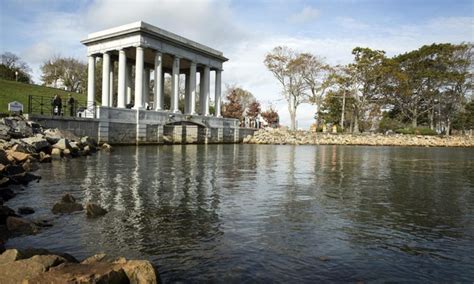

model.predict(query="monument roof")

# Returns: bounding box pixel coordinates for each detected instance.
[81,21,227,61]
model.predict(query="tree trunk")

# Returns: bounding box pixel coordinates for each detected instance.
[353,108,360,133]
[288,95,297,131]
[446,118,451,136]
[349,110,354,133]
[340,91,346,131]
[430,107,434,130]
[289,110,296,131]
[411,107,417,128]
[315,101,321,130]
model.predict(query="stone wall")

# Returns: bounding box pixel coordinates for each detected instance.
[27,108,258,145]
[26,115,99,140]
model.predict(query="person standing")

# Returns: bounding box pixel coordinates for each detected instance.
[67,95,75,116]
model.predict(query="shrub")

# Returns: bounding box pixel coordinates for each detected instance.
[395,127,437,135]
[379,116,402,133]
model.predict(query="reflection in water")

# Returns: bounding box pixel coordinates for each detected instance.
[5,145,474,282]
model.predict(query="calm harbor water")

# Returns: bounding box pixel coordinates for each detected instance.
[6,144,474,282]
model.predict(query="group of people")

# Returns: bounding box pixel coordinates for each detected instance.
[51,94,76,116]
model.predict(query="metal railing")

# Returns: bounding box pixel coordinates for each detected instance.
[27,95,96,118]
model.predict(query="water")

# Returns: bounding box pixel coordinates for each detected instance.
[6,145,474,282]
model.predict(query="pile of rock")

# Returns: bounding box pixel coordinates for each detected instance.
[52,193,107,218]
[0,248,159,283]
[0,116,112,247]
[244,128,474,147]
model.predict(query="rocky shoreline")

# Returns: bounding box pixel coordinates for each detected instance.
[0,116,159,283]
[244,128,474,147]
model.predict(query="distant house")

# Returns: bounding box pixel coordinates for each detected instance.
[46,78,68,91]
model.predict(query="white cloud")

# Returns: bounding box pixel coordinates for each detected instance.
[336,17,369,30]
[288,6,320,24]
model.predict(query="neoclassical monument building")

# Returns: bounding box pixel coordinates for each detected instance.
[66,21,254,144]
[82,21,226,117]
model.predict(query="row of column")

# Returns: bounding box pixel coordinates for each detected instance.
[86,47,222,117]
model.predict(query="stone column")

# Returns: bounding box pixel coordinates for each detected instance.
[134,47,144,109]
[184,72,190,114]
[201,66,210,116]
[153,52,163,111]
[87,55,95,106]
[199,69,205,115]
[143,68,150,107]
[171,56,180,113]
[101,52,110,107]
[117,49,127,108]
[109,60,114,107]
[126,63,132,105]
[189,62,197,115]
[161,71,165,110]
[215,69,222,117]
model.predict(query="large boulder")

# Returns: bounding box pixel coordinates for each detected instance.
[21,136,51,152]
[11,142,36,154]
[0,254,68,283]
[6,216,38,235]
[43,129,62,145]
[81,254,158,283]
[51,148,62,160]
[80,136,98,148]
[52,138,71,151]
[44,128,79,143]
[101,143,113,152]
[39,151,52,163]
[26,262,129,283]
[85,203,107,218]
[52,194,83,214]
[6,150,29,163]
[119,259,158,284]
[0,250,158,284]
[0,248,77,265]
[2,117,33,139]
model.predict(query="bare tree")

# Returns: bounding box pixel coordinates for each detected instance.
[292,53,334,128]
[264,46,306,130]
[0,52,32,83]
[41,56,87,92]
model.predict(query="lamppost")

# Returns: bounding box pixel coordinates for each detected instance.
[15,71,18,82]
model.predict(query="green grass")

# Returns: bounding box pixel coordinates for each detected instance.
[0,79,86,114]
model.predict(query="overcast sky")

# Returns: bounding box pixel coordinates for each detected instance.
[1,0,473,128]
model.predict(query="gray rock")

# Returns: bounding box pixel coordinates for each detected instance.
[51,202,84,214]
[52,194,83,214]
[80,136,98,147]
[39,151,52,163]
[21,136,50,152]
[85,203,107,218]
[61,193,76,203]
[52,138,71,151]
[18,206,35,215]
[6,216,38,235]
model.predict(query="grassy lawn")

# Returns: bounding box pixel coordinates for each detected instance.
[0,79,87,114]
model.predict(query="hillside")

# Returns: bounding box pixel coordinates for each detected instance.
[0,79,86,114]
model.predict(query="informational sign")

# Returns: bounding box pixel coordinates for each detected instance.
[8,101,23,112]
